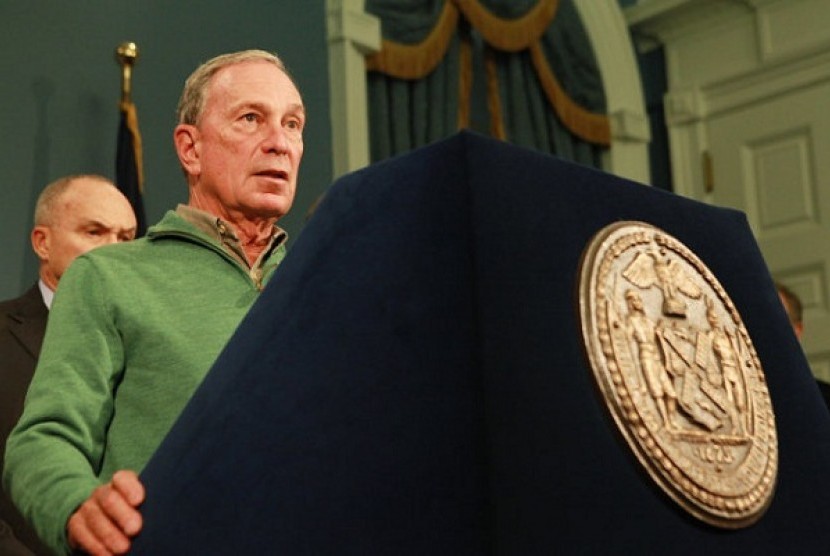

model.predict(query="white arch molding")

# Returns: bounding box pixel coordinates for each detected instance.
[326,0,651,183]
[574,0,651,183]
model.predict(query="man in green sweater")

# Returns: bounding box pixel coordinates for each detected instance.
[3,49,305,555]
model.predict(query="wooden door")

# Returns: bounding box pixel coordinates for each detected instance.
[705,82,830,379]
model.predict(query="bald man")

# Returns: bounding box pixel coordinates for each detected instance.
[776,281,830,410]
[0,174,136,555]
[776,282,804,341]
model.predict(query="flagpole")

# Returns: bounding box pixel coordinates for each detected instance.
[116,42,138,104]
[114,41,147,236]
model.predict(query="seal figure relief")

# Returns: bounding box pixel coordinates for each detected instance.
[578,221,778,528]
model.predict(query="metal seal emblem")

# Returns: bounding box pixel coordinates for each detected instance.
[578,221,778,528]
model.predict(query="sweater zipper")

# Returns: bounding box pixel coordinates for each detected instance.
[152,230,265,290]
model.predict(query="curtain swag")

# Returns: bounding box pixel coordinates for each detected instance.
[365,0,610,146]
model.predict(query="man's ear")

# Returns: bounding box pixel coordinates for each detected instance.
[31,225,50,262]
[794,321,805,340]
[174,124,201,176]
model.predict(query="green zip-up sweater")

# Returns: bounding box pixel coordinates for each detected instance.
[3,208,286,554]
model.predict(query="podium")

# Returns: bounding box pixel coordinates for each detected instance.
[133,132,830,554]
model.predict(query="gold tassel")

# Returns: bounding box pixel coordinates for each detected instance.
[485,47,506,140]
[457,27,473,130]
[455,0,558,52]
[529,42,610,146]
[366,2,459,79]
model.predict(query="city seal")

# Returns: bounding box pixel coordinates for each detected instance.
[578,221,778,528]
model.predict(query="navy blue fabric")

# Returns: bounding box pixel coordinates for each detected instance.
[134,131,830,554]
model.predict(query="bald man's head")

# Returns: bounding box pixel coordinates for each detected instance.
[32,175,137,290]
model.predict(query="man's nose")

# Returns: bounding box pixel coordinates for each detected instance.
[262,122,290,154]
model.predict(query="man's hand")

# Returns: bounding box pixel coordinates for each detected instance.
[67,470,145,556]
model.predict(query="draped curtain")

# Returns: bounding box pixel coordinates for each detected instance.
[365,0,610,167]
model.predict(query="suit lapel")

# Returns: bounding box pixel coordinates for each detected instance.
[6,284,48,360]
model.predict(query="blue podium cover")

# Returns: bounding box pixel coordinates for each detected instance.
[133,132,830,554]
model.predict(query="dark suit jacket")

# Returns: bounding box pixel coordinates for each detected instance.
[817,379,830,410]
[0,284,51,555]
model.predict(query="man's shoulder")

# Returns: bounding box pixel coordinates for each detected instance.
[0,284,41,315]
[0,295,21,313]
[71,223,221,278]
[84,209,218,265]
[77,236,154,266]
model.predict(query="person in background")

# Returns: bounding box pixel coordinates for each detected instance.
[776,281,830,409]
[3,49,305,556]
[0,175,136,556]
[776,282,804,341]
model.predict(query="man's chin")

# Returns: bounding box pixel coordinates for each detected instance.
[250,200,292,222]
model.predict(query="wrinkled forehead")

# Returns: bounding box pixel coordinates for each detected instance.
[207,61,302,106]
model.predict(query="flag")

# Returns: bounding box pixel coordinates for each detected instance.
[116,99,147,236]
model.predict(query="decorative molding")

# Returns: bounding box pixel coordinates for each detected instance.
[327,1,381,53]
[745,129,815,232]
[775,265,826,309]
[756,0,830,63]
[610,109,650,142]
[664,88,704,125]
[326,0,381,179]
[575,0,650,182]
[704,47,830,117]
[663,45,830,125]
[625,0,756,48]
[666,122,708,200]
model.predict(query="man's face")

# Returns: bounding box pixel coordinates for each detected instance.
[180,60,305,224]
[33,178,137,290]
[778,291,804,340]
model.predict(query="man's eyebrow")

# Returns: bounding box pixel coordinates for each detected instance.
[232,101,267,114]
[231,101,305,115]
[80,219,110,228]
[81,219,135,232]
[287,102,306,116]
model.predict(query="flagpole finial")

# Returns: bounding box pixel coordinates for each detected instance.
[116,42,139,104]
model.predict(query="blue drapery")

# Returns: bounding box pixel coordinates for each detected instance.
[366,0,609,167]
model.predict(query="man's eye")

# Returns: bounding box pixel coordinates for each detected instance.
[243,113,257,123]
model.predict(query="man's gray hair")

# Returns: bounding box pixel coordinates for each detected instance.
[176,50,291,126]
